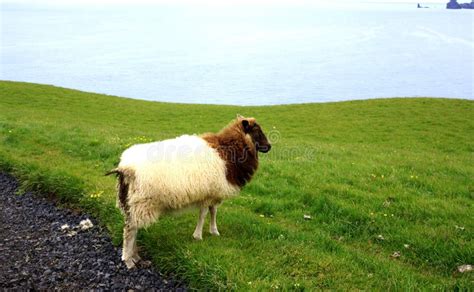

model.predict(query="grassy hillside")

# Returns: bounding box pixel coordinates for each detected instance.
[0,81,472,290]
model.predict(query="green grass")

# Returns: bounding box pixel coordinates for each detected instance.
[0,80,472,290]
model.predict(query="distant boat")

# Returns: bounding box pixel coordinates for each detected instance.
[417,3,429,8]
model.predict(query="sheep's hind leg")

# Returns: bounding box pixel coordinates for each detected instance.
[209,205,220,236]
[122,219,139,269]
[193,207,208,240]
[131,238,141,262]
[130,238,153,268]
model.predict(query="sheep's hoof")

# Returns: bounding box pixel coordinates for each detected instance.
[138,260,152,268]
[124,258,137,269]
[210,229,220,236]
[132,253,142,262]
[193,233,203,240]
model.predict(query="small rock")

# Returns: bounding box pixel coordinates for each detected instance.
[376,234,385,241]
[79,219,94,230]
[457,264,473,273]
[303,214,312,220]
[391,251,401,258]
[60,224,70,231]
[403,244,410,249]
[67,230,78,237]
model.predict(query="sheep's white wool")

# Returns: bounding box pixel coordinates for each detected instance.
[118,134,239,227]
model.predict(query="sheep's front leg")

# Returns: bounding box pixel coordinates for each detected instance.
[122,220,139,269]
[193,207,208,240]
[209,205,220,236]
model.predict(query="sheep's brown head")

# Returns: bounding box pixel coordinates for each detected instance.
[237,115,272,153]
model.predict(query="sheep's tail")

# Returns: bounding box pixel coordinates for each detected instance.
[105,168,120,176]
[105,168,130,214]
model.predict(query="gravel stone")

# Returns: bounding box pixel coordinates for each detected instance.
[0,172,186,290]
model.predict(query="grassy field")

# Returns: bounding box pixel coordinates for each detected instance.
[0,80,472,290]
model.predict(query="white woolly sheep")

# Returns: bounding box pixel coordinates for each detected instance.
[107,115,271,269]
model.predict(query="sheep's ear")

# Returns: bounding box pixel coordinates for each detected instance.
[242,119,251,132]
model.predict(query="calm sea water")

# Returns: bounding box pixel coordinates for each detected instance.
[1,2,473,105]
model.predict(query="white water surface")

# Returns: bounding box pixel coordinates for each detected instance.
[1,1,473,104]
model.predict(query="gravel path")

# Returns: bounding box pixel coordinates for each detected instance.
[0,172,186,290]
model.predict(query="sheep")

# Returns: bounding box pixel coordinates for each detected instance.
[106,115,272,269]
